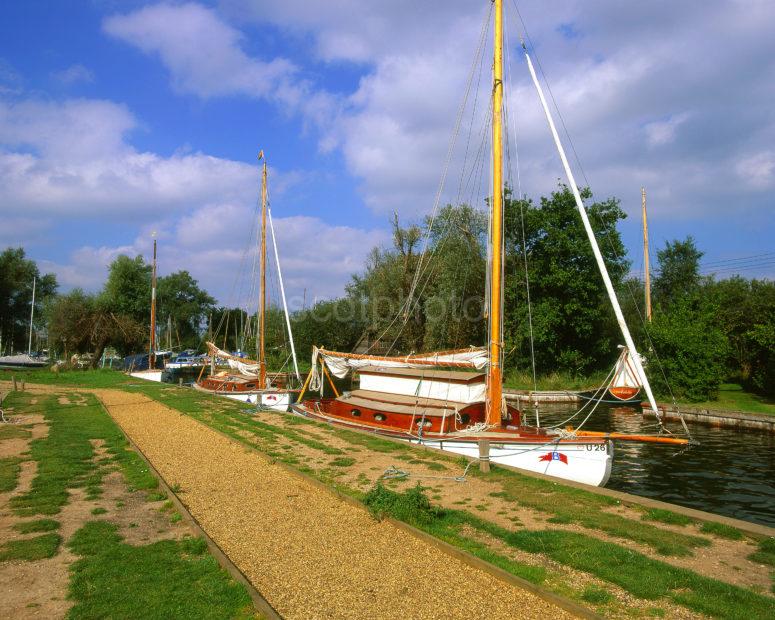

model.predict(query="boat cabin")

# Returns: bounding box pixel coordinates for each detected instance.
[356,366,486,403]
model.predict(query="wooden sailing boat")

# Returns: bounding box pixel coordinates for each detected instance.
[290,0,688,486]
[195,151,301,410]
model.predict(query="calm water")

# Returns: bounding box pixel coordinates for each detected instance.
[533,403,775,527]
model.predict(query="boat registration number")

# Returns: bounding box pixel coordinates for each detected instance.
[585,443,609,452]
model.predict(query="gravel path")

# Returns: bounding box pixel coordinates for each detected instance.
[97,389,577,620]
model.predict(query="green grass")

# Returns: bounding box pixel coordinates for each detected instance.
[487,469,710,556]
[90,507,107,516]
[13,519,59,533]
[749,537,775,567]
[329,457,356,467]
[641,508,695,526]
[1,368,135,389]
[0,456,21,492]
[503,369,610,391]
[679,383,775,416]
[700,521,744,541]
[0,533,61,561]
[581,584,614,604]
[364,483,774,619]
[67,521,252,619]
[6,391,157,516]
[0,425,32,439]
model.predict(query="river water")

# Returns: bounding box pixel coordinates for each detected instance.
[532,403,775,527]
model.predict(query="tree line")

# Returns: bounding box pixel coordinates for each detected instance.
[2,184,772,399]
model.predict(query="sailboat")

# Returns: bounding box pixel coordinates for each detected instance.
[195,151,301,411]
[0,277,48,370]
[290,1,689,487]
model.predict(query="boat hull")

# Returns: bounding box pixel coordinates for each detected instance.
[290,402,613,487]
[410,438,613,486]
[129,370,164,383]
[192,382,297,412]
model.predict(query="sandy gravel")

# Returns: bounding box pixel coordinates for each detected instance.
[97,389,576,620]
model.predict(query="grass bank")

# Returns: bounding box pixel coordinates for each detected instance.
[680,383,775,416]
[0,389,256,618]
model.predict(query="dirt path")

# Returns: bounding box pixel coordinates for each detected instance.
[97,389,577,620]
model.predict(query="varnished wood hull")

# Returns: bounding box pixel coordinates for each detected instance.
[291,398,613,486]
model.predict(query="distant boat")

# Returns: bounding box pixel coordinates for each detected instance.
[195,150,301,411]
[579,348,644,405]
[0,354,48,370]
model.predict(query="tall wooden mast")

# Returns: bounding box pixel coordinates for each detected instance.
[149,235,157,370]
[258,151,268,388]
[487,0,504,426]
[642,187,652,322]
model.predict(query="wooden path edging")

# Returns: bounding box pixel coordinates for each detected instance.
[96,395,282,620]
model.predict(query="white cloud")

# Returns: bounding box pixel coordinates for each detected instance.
[103,3,295,100]
[644,113,690,147]
[51,64,94,85]
[735,151,775,189]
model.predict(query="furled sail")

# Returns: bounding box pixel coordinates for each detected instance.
[205,342,261,376]
[314,346,489,379]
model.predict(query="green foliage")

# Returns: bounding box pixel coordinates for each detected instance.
[699,521,744,541]
[653,237,704,308]
[646,296,728,401]
[0,247,58,354]
[329,457,356,467]
[67,522,252,619]
[0,533,61,561]
[504,185,630,374]
[157,270,215,349]
[101,255,151,324]
[13,519,60,534]
[364,482,443,526]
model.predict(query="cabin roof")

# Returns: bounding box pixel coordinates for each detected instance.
[336,389,470,416]
[358,365,485,383]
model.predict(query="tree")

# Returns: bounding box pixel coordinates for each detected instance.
[503,185,630,374]
[652,236,703,309]
[0,247,57,354]
[157,270,216,348]
[645,296,728,401]
[47,289,145,365]
[101,255,151,324]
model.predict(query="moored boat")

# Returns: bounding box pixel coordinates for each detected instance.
[291,0,690,486]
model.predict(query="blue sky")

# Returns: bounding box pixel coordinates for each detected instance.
[1,1,773,309]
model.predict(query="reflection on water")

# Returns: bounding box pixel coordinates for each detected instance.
[533,403,775,527]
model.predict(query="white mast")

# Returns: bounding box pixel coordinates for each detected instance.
[28,276,36,355]
[267,208,301,382]
[523,47,661,417]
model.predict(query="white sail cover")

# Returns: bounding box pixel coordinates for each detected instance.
[205,342,261,376]
[314,346,488,379]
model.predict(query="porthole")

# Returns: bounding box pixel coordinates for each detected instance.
[460,414,471,425]
[373,413,387,422]
[351,409,362,417]
[245,383,255,389]
[416,419,432,428]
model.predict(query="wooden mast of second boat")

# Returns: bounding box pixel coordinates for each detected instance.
[487,0,504,426]
[258,152,268,388]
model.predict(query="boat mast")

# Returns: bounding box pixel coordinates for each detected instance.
[27,276,36,355]
[642,187,652,322]
[258,151,268,388]
[523,46,661,416]
[149,235,157,369]
[486,0,504,426]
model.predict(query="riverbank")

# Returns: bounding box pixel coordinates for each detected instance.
[5,374,774,618]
